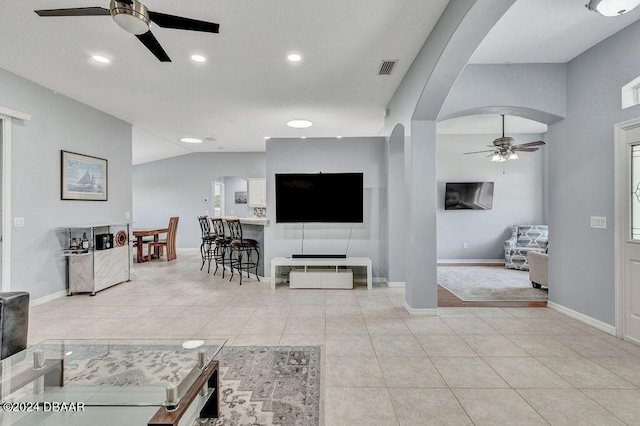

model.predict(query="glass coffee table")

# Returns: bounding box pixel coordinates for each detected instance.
[0,339,226,425]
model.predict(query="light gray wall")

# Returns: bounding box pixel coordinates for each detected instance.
[223,176,248,218]
[388,125,405,283]
[439,64,567,123]
[0,67,132,300]
[547,19,640,325]
[132,152,265,249]
[264,137,388,278]
[437,133,546,260]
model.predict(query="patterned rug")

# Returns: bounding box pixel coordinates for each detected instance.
[200,346,322,426]
[438,265,548,302]
[10,344,322,426]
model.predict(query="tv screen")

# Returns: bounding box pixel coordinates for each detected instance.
[444,182,494,210]
[276,173,364,223]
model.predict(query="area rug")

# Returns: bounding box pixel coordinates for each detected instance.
[438,265,548,302]
[199,345,322,426]
[12,343,322,426]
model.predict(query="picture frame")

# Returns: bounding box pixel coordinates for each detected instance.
[61,150,108,201]
[235,191,247,204]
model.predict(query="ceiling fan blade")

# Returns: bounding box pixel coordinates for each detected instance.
[148,11,220,33]
[513,147,539,152]
[136,31,171,62]
[463,149,495,155]
[35,7,111,17]
[514,140,545,148]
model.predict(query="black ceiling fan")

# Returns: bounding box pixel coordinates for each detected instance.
[34,0,220,62]
[463,114,545,162]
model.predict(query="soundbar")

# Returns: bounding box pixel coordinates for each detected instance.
[291,254,347,259]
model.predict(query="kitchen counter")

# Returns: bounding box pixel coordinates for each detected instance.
[237,217,269,226]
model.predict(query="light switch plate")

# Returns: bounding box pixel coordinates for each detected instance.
[14,217,24,227]
[591,216,606,229]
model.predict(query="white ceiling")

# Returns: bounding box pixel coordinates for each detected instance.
[1,0,640,164]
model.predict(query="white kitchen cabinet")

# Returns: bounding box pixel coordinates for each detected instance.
[248,178,266,207]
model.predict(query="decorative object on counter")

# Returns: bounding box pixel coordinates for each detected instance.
[235,191,247,204]
[115,230,127,247]
[61,150,108,201]
[95,233,113,250]
[70,238,79,249]
[252,207,266,217]
[81,232,89,249]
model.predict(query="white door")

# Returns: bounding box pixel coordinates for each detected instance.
[622,125,640,343]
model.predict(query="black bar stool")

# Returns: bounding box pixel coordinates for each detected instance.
[210,217,232,277]
[226,219,260,285]
[198,216,216,272]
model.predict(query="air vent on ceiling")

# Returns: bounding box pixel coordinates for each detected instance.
[378,60,398,76]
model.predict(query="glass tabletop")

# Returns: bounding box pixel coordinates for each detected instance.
[0,339,226,409]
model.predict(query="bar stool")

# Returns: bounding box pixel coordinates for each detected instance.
[198,216,216,272]
[210,217,232,277]
[226,219,260,285]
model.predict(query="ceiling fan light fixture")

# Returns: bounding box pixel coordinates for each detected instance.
[586,0,640,16]
[491,152,502,162]
[110,0,150,35]
[508,151,519,160]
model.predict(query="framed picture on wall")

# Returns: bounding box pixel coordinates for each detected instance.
[61,150,108,201]
[235,191,247,204]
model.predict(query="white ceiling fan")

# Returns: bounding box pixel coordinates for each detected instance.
[463,115,545,162]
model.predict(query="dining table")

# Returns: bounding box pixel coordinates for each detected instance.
[132,227,169,263]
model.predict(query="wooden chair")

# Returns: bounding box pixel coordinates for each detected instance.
[147,217,179,262]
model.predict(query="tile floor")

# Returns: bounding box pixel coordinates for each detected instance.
[29,251,640,425]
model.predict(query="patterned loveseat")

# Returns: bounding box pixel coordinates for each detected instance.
[504,225,548,270]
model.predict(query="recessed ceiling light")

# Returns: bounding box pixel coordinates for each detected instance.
[337,136,343,139]
[180,137,203,144]
[287,119,313,129]
[301,136,306,139]
[92,55,110,63]
[287,53,302,62]
[264,136,271,140]
[191,54,206,63]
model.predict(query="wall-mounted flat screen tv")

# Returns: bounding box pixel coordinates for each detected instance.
[444,182,494,210]
[276,173,364,223]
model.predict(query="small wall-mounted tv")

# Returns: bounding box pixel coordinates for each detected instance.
[275,173,364,223]
[444,182,494,210]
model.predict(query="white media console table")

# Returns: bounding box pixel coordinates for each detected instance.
[270,257,372,290]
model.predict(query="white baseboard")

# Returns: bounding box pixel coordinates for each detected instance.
[438,259,505,265]
[546,301,616,336]
[404,301,439,316]
[387,281,406,288]
[30,290,67,307]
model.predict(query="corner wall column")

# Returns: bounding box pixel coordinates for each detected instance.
[404,120,438,312]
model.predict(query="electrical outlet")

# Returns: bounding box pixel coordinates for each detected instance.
[463,243,468,249]
[125,212,131,220]
[591,216,607,229]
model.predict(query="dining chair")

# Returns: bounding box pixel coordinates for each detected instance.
[147,217,179,262]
